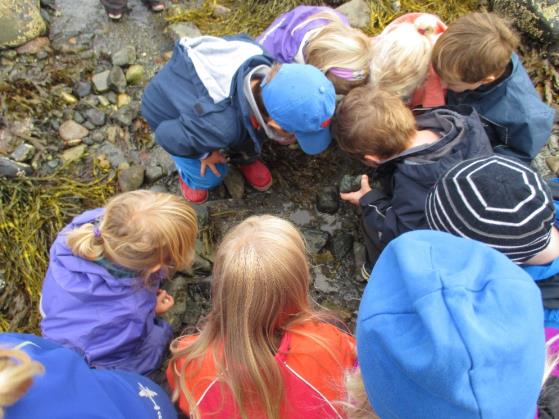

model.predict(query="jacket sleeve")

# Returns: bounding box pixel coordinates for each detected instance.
[504,105,555,161]
[154,116,214,159]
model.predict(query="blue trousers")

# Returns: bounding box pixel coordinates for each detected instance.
[172,155,229,190]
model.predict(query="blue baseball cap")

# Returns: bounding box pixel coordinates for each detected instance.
[357,230,545,419]
[262,64,335,155]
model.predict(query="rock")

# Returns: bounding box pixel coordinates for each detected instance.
[97,95,110,107]
[73,111,85,124]
[547,156,559,174]
[302,228,330,255]
[106,125,124,143]
[60,92,78,105]
[353,241,367,282]
[61,144,87,163]
[145,165,164,182]
[0,156,32,177]
[332,233,353,259]
[149,184,168,193]
[111,45,136,67]
[148,146,176,175]
[73,81,91,98]
[391,0,401,11]
[36,50,48,60]
[316,186,339,214]
[47,159,59,169]
[168,22,202,42]
[96,143,125,168]
[85,108,106,127]
[195,204,209,228]
[125,64,145,85]
[223,167,245,199]
[83,121,95,130]
[335,0,370,28]
[59,120,89,141]
[118,165,145,191]
[0,0,47,48]
[339,174,363,193]
[10,143,35,162]
[113,107,135,126]
[491,0,559,47]
[91,131,104,143]
[117,93,131,108]
[92,70,111,93]
[106,92,117,104]
[16,36,49,54]
[212,4,231,17]
[108,66,127,93]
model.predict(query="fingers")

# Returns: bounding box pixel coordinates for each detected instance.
[361,174,369,188]
[208,163,221,177]
[200,160,207,177]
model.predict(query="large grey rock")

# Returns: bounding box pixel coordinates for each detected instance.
[85,108,106,127]
[10,143,35,162]
[92,70,111,94]
[112,45,136,67]
[59,120,89,141]
[316,186,339,214]
[332,233,353,259]
[112,106,135,126]
[108,66,127,94]
[302,228,330,255]
[0,157,32,177]
[118,165,145,191]
[0,0,47,48]
[336,0,370,28]
[96,142,127,168]
[223,167,245,199]
[491,0,559,46]
[168,22,202,41]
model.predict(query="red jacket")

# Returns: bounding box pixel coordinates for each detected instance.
[167,321,356,418]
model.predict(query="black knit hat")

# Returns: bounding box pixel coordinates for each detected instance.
[426,155,555,262]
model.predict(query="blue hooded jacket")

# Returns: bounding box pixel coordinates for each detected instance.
[446,53,555,163]
[1,334,177,419]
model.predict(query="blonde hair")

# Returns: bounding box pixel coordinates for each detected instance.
[304,12,372,94]
[333,87,416,159]
[170,215,339,419]
[370,14,440,100]
[432,12,519,84]
[66,190,198,281]
[0,348,44,418]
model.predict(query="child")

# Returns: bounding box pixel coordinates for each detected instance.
[257,5,371,94]
[370,13,447,108]
[432,12,555,163]
[0,333,177,418]
[40,190,198,374]
[141,36,336,204]
[350,230,553,418]
[333,87,492,271]
[167,215,356,418]
[100,0,164,20]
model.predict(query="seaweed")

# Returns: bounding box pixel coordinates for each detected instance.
[0,172,115,333]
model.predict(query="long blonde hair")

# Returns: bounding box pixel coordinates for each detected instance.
[304,12,372,94]
[370,14,441,101]
[170,215,335,419]
[0,348,44,419]
[66,190,198,281]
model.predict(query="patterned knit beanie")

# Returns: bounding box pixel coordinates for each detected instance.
[425,155,555,262]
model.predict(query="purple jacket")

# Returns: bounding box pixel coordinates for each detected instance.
[257,6,348,64]
[40,208,172,375]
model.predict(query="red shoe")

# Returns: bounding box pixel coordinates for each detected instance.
[237,160,272,191]
[178,177,208,204]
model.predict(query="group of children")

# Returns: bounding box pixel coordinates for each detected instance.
[2,5,559,419]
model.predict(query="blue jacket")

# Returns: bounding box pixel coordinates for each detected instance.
[446,53,555,163]
[141,36,274,159]
[2,334,177,419]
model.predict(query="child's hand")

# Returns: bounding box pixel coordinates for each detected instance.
[340,175,372,205]
[200,150,227,177]
[155,289,174,315]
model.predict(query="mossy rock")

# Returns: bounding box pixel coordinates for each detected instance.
[491,0,559,47]
[0,0,47,48]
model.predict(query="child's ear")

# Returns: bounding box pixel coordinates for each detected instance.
[364,154,381,165]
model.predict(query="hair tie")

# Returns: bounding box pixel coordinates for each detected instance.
[329,67,367,81]
[93,226,102,238]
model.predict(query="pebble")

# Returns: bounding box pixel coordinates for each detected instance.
[195,204,209,228]
[85,108,106,126]
[353,241,367,281]
[332,233,354,259]
[117,93,131,108]
[10,143,36,162]
[106,125,124,143]
[73,81,92,98]
[316,186,339,214]
[125,64,144,85]
[16,37,49,54]
[113,107,135,126]
[47,159,60,169]
[73,111,85,124]
[106,92,117,104]
[61,144,87,163]
[92,70,111,93]
[36,51,48,60]
[145,165,164,182]
[97,95,110,107]
[59,120,89,141]
[546,156,559,174]
[223,167,245,199]
[91,131,105,143]
[212,4,232,17]
[0,157,32,178]
[168,22,202,41]
[83,121,96,130]
[97,142,126,168]
[60,92,78,104]
[335,0,370,28]
[108,66,127,93]
[118,165,145,191]
[339,174,363,193]
[302,228,330,255]
[111,45,136,67]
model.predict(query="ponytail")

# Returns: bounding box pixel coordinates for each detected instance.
[66,223,104,261]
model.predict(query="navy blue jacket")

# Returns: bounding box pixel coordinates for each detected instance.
[360,105,493,248]
[141,36,274,159]
[446,53,555,163]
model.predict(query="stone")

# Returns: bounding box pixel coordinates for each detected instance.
[108,66,127,93]
[16,36,49,54]
[145,165,164,183]
[73,81,91,98]
[391,0,401,11]
[92,70,111,93]
[111,45,136,67]
[223,167,245,199]
[106,92,117,104]
[106,125,124,143]
[61,144,87,163]
[302,228,330,255]
[332,233,354,259]
[316,186,339,214]
[125,65,144,85]
[117,93,131,108]
[212,4,232,17]
[118,165,145,191]
[85,108,106,127]
[547,156,559,174]
[168,22,202,42]
[0,0,47,48]
[353,241,367,281]
[113,107,135,126]
[148,146,176,175]
[47,159,59,169]
[149,184,168,193]
[91,131,105,143]
[195,204,209,228]
[0,156,32,177]
[60,92,78,105]
[97,95,110,107]
[10,143,35,162]
[36,50,48,60]
[83,121,95,130]
[59,120,89,141]
[336,0,370,28]
[339,174,363,193]
[73,111,85,124]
